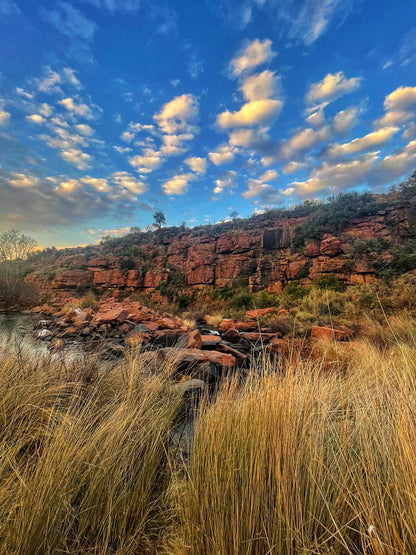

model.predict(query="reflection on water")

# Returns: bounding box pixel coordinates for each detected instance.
[0,311,83,360]
[0,311,50,355]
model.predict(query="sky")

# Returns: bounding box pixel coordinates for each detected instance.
[1,0,416,247]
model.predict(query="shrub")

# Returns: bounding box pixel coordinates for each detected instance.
[314,274,344,291]
[285,281,309,299]
[230,289,253,309]
[176,294,191,309]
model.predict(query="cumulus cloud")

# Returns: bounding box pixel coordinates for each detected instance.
[0,168,145,231]
[384,86,416,112]
[290,152,378,196]
[282,161,307,174]
[305,108,326,128]
[217,99,283,129]
[368,139,416,186]
[129,148,163,172]
[325,127,399,160]
[80,176,110,192]
[333,106,359,134]
[59,97,94,119]
[230,39,276,77]
[110,171,147,194]
[259,169,278,181]
[240,70,280,101]
[185,156,207,174]
[242,177,280,203]
[209,144,238,165]
[306,71,361,105]
[61,147,91,169]
[280,125,331,159]
[162,173,195,195]
[154,94,198,135]
[0,107,11,125]
[75,123,94,135]
[213,170,237,194]
[26,114,46,124]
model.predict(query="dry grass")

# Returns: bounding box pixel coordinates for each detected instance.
[0,343,182,554]
[2,324,416,553]
[173,337,416,554]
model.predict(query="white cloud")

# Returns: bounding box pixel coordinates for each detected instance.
[185,156,207,174]
[8,173,39,188]
[213,170,237,194]
[26,114,46,124]
[280,125,331,159]
[240,70,280,101]
[59,97,94,119]
[129,148,163,171]
[242,178,279,202]
[282,161,307,174]
[162,173,195,195]
[16,88,33,99]
[368,139,416,185]
[111,171,147,194]
[80,176,110,192]
[217,99,282,129]
[61,147,91,170]
[154,93,198,135]
[259,169,278,181]
[333,106,359,134]
[384,86,416,112]
[306,71,361,105]
[326,127,399,160]
[209,144,238,165]
[75,123,94,135]
[0,108,11,125]
[305,108,325,127]
[230,39,276,77]
[290,153,378,195]
[36,66,82,94]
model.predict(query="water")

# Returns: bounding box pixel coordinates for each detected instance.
[0,311,50,355]
[0,311,84,360]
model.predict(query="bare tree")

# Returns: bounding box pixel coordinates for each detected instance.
[0,229,37,261]
[0,230,38,306]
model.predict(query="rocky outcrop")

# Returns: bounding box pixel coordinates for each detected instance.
[26,199,415,296]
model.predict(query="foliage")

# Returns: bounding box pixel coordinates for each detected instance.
[351,236,391,255]
[314,274,344,291]
[157,267,187,301]
[230,289,253,309]
[153,211,166,228]
[292,192,382,249]
[285,281,309,299]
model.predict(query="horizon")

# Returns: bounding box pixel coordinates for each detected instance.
[1,0,416,247]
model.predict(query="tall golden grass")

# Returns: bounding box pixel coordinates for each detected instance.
[173,337,416,554]
[1,328,416,553]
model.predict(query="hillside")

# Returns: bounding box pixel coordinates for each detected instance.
[25,171,416,302]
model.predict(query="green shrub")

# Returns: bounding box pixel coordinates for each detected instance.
[314,275,344,291]
[285,281,309,299]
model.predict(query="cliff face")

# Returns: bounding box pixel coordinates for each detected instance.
[26,203,413,296]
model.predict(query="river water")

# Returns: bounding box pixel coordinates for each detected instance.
[0,311,50,354]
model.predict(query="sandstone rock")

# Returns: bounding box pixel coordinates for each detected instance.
[311,325,353,341]
[246,307,275,319]
[320,235,342,257]
[94,306,128,325]
[54,270,94,288]
[221,328,241,342]
[304,241,320,257]
[200,335,222,348]
[185,329,202,349]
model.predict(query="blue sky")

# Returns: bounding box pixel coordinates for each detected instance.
[1,0,416,247]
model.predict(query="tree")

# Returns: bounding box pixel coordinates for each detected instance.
[153,211,166,228]
[0,229,37,261]
[0,230,38,306]
[229,210,239,220]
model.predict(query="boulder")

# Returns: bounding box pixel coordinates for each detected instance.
[93,306,128,325]
[311,325,353,341]
[320,235,342,257]
[245,307,275,320]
